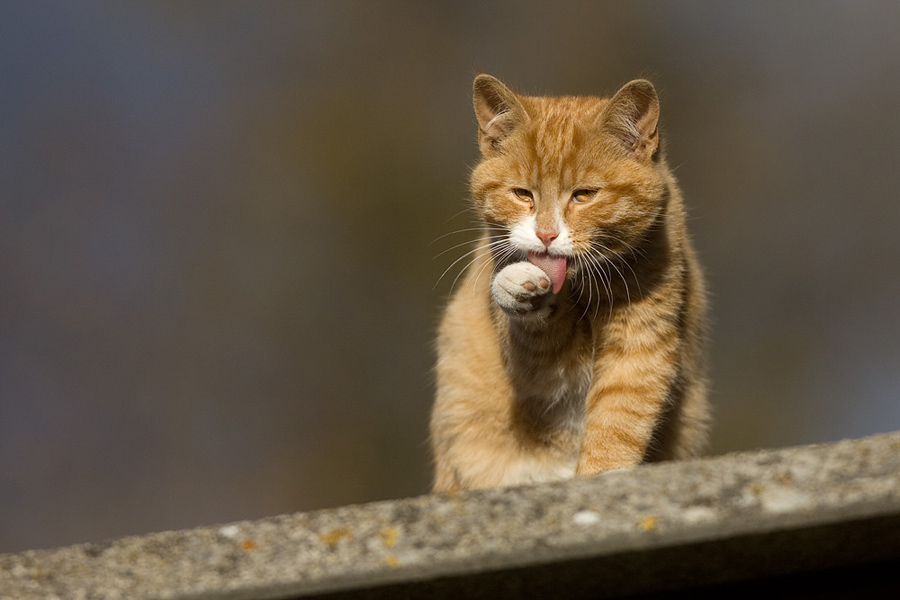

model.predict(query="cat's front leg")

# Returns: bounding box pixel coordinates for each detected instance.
[576,290,682,475]
[491,261,556,318]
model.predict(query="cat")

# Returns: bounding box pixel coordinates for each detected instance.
[430,75,709,492]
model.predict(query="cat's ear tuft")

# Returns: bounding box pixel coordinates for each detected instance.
[601,79,660,160]
[473,74,527,154]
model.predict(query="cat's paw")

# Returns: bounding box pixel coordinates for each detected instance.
[491,261,554,317]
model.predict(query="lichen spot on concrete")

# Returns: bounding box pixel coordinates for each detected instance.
[640,515,657,531]
[379,527,399,548]
[319,527,353,546]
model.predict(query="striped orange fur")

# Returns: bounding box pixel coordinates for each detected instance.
[430,75,709,492]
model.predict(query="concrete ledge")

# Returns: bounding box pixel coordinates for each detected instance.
[3,432,900,599]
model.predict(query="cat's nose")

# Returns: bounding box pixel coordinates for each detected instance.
[536,230,558,250]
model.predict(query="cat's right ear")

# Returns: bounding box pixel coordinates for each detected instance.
[473,74,527,154]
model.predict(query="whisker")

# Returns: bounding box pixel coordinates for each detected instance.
[432,235,503,260]
[581,249,613,320]
[440,206,479,225]
[588,239,642,300]
[429,221,507,246]
[589,241,631,304]
[472,242,517,296]
[574,255,592,322]
[450,249,491,295]
[428,226,492,247]
[599,263,613,320]
[433,241,504,290]
[447,237,514,296]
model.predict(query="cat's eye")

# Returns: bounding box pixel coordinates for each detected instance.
[571,189,598,204]
[512,188,534,204]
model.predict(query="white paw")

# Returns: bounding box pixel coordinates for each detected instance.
[491,261,554,317]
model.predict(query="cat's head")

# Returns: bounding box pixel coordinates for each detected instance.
[469,74,670,297]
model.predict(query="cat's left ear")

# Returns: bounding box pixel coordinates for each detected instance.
[600,79,660,161]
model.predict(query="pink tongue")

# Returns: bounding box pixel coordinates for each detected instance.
[527,251,568,294]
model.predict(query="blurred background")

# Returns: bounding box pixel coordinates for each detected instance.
[2,1,899,553]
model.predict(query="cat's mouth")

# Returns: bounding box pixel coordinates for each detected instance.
[526,251,567,294]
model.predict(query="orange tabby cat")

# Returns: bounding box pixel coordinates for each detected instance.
[430,75,709,492]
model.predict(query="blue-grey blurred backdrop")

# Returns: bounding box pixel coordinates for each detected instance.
[2,1,899,553]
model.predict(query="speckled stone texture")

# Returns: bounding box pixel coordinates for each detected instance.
[3,432,900,599]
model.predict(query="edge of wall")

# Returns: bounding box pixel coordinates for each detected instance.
[3,431,900,600]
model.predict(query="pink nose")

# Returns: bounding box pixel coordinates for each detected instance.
[536,230,558,250]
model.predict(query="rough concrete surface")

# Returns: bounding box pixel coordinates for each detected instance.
[2,432,900,599]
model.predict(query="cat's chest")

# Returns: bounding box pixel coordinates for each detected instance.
[504,315,597,438]
[513,350,594,441]
[541,355,593,404]
[515,323,594,397]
